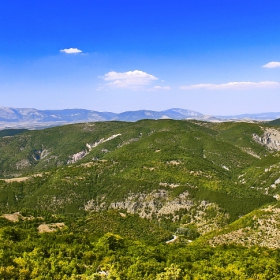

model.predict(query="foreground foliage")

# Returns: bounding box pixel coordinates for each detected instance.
[1,216,280,279]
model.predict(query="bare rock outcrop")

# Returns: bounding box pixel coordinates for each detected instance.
[84,189,229,234]
[15,159,31,170]
[67,150,88,164]
[253,128,280,151]
[67,134,122,164]
[38,222,65,233]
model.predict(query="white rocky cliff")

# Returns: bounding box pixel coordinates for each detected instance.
[253,128,280,151]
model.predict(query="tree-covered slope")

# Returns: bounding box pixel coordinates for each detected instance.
[1,213,280,279]
[0,119,279,227]
[0,119,269,177]
[1,120,280,278]
[269,117,280,126]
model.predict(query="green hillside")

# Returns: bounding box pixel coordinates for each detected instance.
[0,120,276,221]
[0,119,269,178]
[269,118,280,126]
[1,120,280,279]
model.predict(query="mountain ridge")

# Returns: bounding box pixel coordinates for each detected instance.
[1,106,280,129]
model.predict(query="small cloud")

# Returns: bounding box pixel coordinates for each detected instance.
[262,61,280,68]
[96,86,110,92]
[96,86,105,91]
[180,81,280,90]
[102,70,158,89]
[148,85,171,91]
[60,48,82,54]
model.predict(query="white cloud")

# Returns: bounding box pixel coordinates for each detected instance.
[60,48,82,54]
[180,81,280,90]
[262,61,280,68]
[148,85,171,91]
[102,70,158,89]
[96,86,105,91]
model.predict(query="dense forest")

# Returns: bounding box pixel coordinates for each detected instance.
[1,213,280,280]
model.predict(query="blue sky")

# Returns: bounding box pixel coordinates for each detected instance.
[1,0,280,115]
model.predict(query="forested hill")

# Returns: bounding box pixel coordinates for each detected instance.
[269,117,280,126]
[1,119,280,221]
[1,119,280,278]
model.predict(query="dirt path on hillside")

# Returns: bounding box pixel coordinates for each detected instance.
[0,173,43,183]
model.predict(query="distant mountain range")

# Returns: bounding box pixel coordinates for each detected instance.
[1,106,280,129]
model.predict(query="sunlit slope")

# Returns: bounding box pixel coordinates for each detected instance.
[0,120,277,226]
[0,121,128,177]
[209,121,267,156]
[192,201,280,249]
[0,119,268,178]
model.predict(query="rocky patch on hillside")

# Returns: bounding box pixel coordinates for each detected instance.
[209,204,280,249]
[85,189,229,234]
[253,128,280,151]
[67,134,122,164]
[2,212,35,222]
[38,222,65,233]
